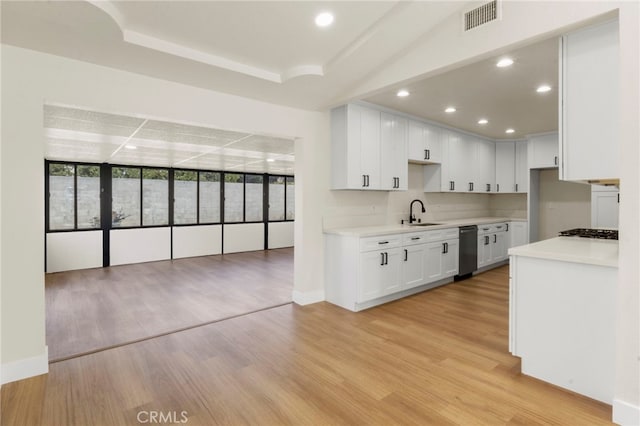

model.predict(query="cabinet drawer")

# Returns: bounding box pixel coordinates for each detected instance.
[424,228,459,242]
[360,235,402,252]
[492,223,507,233]
[402,232,429,246]
[478,225,492,235]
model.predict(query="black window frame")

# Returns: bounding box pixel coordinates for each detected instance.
[45,160,103,233]
[172,168,223,227]
[46,160,293,233]
[111,165,171,229]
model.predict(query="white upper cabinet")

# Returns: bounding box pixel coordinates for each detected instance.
[408,120,442,164]
[331,104,407,191]
[475,139,496,193]
[560,19,619,182]
[424,130,497,193]
[514,140,529,193]
[381,113,408,190]
[495,142,515,193]
[528,133,559,169]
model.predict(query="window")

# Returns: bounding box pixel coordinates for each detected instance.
[286,176,295,220]
[50,162,289,230]
[77,165,101,228]
[174,170,197,225]
[112,167,141,227]
[199,172,221,223]
[142,169,168,226]
[48,162,101,231]
[224,173,244,223]
[268,176,285,221]
[245,174,263,222]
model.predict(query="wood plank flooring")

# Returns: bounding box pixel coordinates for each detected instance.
[3,265,612,425]
[45,248,293,361]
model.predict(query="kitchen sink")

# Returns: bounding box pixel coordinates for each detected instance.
[408,222,441,227]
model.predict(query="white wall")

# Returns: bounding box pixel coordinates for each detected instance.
[110,228,171,266]
[268,222,294,249]
[46,231,102,273]
[173,225,222,259]
[223,223,264,254]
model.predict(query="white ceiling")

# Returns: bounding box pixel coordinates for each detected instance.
[0,0,465,109]
[5,0,560,161]
[44,105,295,174]
[365,37,559,140]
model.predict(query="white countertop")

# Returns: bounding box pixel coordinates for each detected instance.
[324,217,526,237]
[508,237,618,268]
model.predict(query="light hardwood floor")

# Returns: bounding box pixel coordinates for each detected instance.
[2,265,612,425]
[46,248,294,361]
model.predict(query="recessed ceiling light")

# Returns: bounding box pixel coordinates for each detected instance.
[536,85,552,93]
[505,128,515,134]
[266,158,275,162]
[478,119,489,125]
[445,107,456,113]
[125,145,137,150]
[396,89,410,97]
[496,58,514,68]
[315,12,334,27]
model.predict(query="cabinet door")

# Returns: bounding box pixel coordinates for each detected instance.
[528,133,559,169]
[475,139,496,193]
[380,113,407,191]
[514,140,529,193]
[381,248,403,295]
[477,234,491,268]
[339,104,381,190]
[425,241,444,282]
[442,239,459,277]
[359,248,402,302]
[591,191,619,229]
[359,250,386,302]
[491,232,507,263]
[424,123,442,163]
[449,133,473,192]
[402,244,426,290]
[409,121,442,164]
[495,142,515,193]
[408,120,426,162]
[561,20,619,181]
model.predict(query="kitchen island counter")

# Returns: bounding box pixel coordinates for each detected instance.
[508,236,618,268]
[509,236,617,404]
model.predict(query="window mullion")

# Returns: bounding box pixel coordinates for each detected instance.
[73,164,78,230]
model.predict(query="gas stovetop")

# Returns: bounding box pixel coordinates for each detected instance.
[559,228,618,240]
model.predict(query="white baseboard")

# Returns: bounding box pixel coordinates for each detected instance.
[1,346,49,385]
[613,399,640,425]
[292,289,325,306]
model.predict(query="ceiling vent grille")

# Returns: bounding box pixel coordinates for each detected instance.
[464,0,499,31]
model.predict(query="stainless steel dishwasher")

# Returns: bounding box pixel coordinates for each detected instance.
[455,225,478,280]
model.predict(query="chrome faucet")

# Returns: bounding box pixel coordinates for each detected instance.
[409,199,426,224]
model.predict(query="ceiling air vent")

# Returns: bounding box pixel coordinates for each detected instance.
[464,0,500,31]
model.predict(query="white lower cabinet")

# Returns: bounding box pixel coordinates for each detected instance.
[359,248,402,302]
[477,223,508,269]
[325,228,459,312]
[402,243,428,290]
